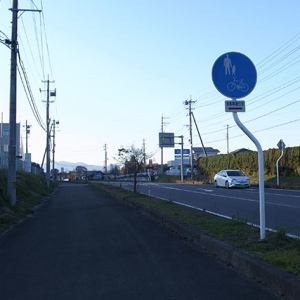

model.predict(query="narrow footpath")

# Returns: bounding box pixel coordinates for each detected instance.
[0,183,280,300]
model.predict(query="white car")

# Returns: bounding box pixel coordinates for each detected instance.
[214,169,250,188]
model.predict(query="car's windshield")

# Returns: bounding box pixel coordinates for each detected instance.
[227,171,244,176]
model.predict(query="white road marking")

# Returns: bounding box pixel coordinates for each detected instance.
[151,185,300,209]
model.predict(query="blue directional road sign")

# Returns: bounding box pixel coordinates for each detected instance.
[174,149,190,155]
[212,52,257,99]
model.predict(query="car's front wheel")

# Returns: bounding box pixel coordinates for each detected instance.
[214,180,218,188]
[225,181,230,189]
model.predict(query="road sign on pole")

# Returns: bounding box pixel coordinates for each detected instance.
[212,52,265,240]
[277,139,286,151]
[159,132,174,148]
[276,139,285,187]
[212,52,257,99]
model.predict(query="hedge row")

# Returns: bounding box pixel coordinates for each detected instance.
[197,146,300,176]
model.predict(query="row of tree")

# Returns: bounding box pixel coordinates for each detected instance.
[197,146,300,177]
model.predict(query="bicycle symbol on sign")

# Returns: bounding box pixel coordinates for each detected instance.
[227,77,249,93]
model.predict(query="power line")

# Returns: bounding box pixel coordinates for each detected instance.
[40,0,54,78]
[30,2,44,79]
[20,16,42,80]
[17,51,46,131]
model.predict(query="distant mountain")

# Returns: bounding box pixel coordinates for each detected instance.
[55,161,103,172]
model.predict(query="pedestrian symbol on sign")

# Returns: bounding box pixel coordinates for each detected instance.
[212,52,257,99]
[223,54,249,93]
[224,54,232,75]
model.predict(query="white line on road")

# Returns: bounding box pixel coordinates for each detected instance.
[153,185,300,209]
[197,188,213,192]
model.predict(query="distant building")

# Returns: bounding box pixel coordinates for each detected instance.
[0,123,25,170]
[229,148,253,154]
[168,146,220,167]
[0,123,22,156]
[193,147,220,160]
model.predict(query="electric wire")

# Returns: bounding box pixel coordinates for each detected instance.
[20,16,42,80]
[17,51,46,131]
[205,118,300,145]
[168,32,300,154]
[30,2,44,79]
[40,0,54,78]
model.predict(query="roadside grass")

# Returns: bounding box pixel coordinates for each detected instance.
[0,170,56,234]
[92,182,300,278]
[263,175,300,189]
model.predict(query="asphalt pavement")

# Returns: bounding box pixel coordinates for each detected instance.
[0,183,281,300]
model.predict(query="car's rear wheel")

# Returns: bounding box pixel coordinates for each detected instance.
[225,181,229,189]
[214,180,218,188]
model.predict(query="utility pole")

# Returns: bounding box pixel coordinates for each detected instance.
[7,1,41,204]
[23,120,31,154]
[143,139,146,172]
[160,115,169,175]
[52,120,59,181]
[184,96,196,180]
[104,144,108,174]
[191,112,207,157]
[7,0,18,205]
[227,125,229,154]
[46,78,50,185]
[41,76,55,186]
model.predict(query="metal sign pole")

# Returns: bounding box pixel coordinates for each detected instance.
[180,136,184,182]
[175,135,184,182]
[212,51,265,239]
[232,110,265,240]
[276,139,285,186]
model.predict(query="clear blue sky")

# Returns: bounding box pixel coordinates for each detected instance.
[1,0,300,170]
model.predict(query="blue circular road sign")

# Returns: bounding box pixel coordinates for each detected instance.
[212,52,257,99]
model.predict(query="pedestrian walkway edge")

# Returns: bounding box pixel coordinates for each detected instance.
[99,187,300,300]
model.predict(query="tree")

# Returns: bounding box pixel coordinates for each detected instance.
[117,145,145,192]
[75,165,88,180]
[108,164,120,180]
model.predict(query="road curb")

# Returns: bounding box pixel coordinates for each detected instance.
[100,187,300,300]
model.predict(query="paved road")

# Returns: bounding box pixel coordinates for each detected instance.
[110,181,300,236]
[0,183,280,300]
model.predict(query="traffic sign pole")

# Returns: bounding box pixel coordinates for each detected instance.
[232,109,265,240]
[212,52,266,240]
[276,139,285,186]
